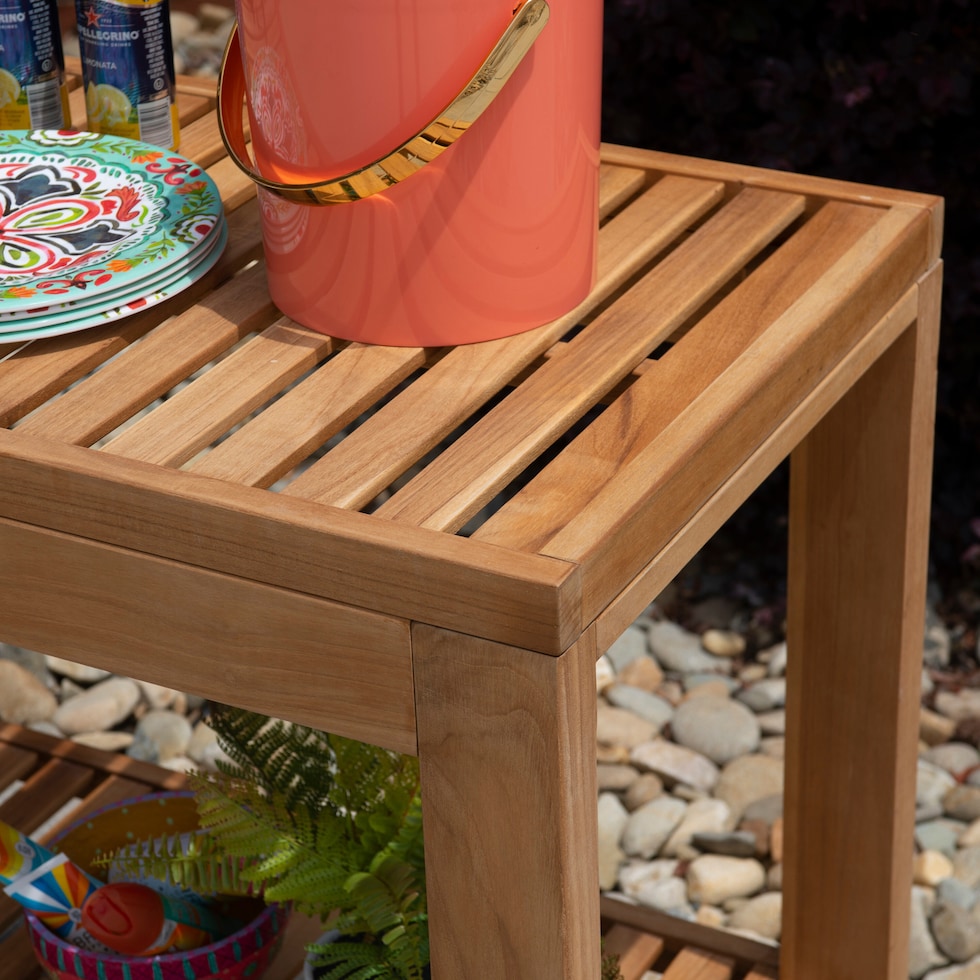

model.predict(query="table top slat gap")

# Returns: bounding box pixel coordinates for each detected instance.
[282,175,725,508]
[101,319,337,467]
[190,342,431,488]
[373,185,805,534]
[13,263,278,446]
[475,199,882,551]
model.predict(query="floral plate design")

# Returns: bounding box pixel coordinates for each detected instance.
[0,129,223,314]
[0,219,227,344]
[0,218,224,326]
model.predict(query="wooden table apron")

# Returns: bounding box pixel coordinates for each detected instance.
[0,75,943,979]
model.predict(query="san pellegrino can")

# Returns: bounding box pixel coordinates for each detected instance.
[0,0,71,129]
[75,0,178,149]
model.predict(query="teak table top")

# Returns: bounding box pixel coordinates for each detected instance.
[1,72,943,979]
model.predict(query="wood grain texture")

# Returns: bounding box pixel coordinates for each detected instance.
[194,342,429,489]
[15,262,279,446]
[283,175,725,508]
[102,319,336,467]
[781,266,942,979]
[475,198,877,553]
[542,204,933,629]
[0,431,580,654]
[601,925,664,980]
[414,625,600,979]
[0,518,418,755]
[376,186,801,533]
[661,948,734,979]
[593,283,919,653]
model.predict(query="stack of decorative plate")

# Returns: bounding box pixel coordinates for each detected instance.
[0,129,227,344]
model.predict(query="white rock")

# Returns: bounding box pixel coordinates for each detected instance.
[598,704,657,748]
[925,743,980,777]
[633,875,689,912]
[923,957,980,979]
[662,797,734,857]
[646,620,733,675]
[605,625,649,672]
[727,891,782,940]
[605,684,674,731]
[135,680,180,710]
[911,885,951,979]
[43,656,111,684]
[713,754,784,823]
[128,710,193,762]
[701,629,746,658]
[169,10,199,45]
[916,850,957,887]
[766,642,788,677]
[736,678,787,713]
[596,655,616,693]
[630,739,720,793]
[52,677,140,734]
[0,661,57,725]
[71,731,135,752]
[598,793,630,890]
[936,690,980,724]
[686,855,766,905]
[618,858,680,901]
[670,697,760,765]
[622,796,687,859]
[921,760,961,811]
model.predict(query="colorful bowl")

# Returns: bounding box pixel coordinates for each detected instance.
[24,792,289,980]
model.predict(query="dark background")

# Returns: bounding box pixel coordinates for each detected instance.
[600,0,979,652]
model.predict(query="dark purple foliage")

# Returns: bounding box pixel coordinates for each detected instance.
[602,0,980,614]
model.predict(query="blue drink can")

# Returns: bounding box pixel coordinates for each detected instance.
[0,0,71,129]
[75,0,179,149]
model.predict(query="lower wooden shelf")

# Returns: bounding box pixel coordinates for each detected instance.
[0,723,780,979]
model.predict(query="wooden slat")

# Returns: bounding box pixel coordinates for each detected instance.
[0,205,264,428]
[543,205,933,627]
[474,199,883,552]
[374,186,804,533]
[189,342,429,488]
[0,925,39,980]
[593,282,920,652]
[598,164,648,219]
[102,320,336,467]
[0,431,581,654]
[601,141,945,222]
[15,262,279,446]
[0,759,93,832]
[744,968,779,980]
[0,518,419,756]
[0,743,37,790]
[662,947,735,979]
[599,896,780,973]
[283,175,724,507]
[602,924,664,980]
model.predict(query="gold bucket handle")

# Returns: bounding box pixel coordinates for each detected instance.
[217,0,550,205]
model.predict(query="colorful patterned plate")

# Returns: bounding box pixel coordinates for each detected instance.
[0,217,225,326]
[0,218,227,343]
[0,129,223,314]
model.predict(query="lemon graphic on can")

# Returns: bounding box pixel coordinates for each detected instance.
[0,69,22,111]
[86,82,133,129]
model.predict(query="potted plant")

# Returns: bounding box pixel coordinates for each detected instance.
[109,707,428,979]
[109,707,624,980]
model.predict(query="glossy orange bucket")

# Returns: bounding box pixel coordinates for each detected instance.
[218,0,602,347]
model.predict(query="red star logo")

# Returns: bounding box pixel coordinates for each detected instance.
[85,7,101,26]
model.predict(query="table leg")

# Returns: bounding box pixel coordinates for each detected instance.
[413,624,600,979]
[782,268,942,979]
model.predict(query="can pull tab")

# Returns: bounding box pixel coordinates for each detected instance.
[217,0,550,205]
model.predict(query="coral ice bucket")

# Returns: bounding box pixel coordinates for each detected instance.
[218,0,603,347]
